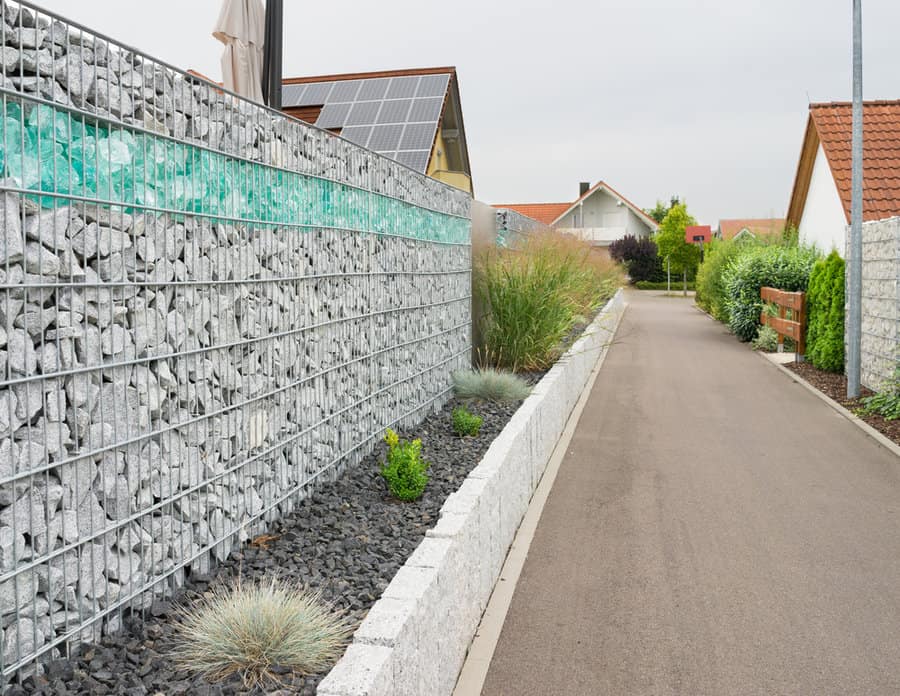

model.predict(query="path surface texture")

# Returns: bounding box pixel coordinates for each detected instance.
[480,291,900,696]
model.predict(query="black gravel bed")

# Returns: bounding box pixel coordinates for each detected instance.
[19,397,521,696]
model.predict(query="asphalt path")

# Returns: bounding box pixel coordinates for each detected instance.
[481,291,900,696]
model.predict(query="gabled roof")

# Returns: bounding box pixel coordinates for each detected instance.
[718,218,785,240]
[786,100,900,227]
[551,181,660,229]
[281,67,470,178]
[491,203,571,226]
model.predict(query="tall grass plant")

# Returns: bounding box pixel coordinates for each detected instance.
[475,232,623,371]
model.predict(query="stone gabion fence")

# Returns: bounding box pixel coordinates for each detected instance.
[494,207,549,249]
[857,216,900,390]
[0,0,472,677]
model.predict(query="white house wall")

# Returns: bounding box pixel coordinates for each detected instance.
[555,188,652,241]
[798,143,848,255]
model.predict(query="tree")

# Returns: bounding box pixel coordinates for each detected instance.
[655,202,699,295]
[644,195,681,224]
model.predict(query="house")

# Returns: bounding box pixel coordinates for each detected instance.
[686,225,712,244]
[495,181,658,249]
[280,67,472,194]
[786,100,900,255]
[717,218,785,241]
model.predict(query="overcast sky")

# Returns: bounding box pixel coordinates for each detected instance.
[35,0,900,224]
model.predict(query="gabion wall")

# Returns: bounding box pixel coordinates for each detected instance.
[856,217,900,390]
[494,208,549,248]
[0,0,472,677]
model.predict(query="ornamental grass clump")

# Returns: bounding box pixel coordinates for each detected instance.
[170,576,351,688]
[381,428,430,501]
[475,231,622,370]
[452,406,483,436]
[452,368,530,402]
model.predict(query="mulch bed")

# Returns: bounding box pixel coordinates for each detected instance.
[18,397,521,696]
[785,362,900,446]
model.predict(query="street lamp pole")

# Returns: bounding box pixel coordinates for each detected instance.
[847,0,863,398]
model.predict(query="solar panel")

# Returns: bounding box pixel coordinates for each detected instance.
[345,101,382,126]
[282,84,306,106]
[416,74,449,98]
[298,82,334,106]
[385,76,420,99]
[357,78,391,101]
[341,126,372,147]
[376,99,412,124]
[368,124,405,151]
[396,150,430,172]
[408,98,444,123]
[400,123,436,151]
[317,103,352,129]
[285,71,452,173]
[329,79,363,102]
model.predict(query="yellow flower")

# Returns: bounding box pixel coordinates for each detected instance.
[384,428,399,448]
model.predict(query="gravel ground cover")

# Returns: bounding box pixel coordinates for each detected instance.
[16,396,521,696]
[784,362,900,445]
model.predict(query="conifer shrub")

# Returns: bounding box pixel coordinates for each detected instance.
[805,251,845,372]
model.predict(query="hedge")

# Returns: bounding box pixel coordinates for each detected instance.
[722,245,819,341]
[634,280,696,291]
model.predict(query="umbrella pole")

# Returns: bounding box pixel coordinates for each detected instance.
[262,0,283,109]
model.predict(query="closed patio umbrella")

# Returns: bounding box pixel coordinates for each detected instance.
[213,0,265,103]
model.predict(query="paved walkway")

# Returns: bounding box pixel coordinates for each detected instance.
[480,291,900,696]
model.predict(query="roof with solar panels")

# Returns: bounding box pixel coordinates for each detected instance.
[282,67,472,191]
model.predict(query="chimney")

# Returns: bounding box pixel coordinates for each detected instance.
[579,181,591,197]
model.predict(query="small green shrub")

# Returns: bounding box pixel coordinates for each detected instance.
[806,251,845,372]
[170,576,351,688]
[751,325,779,352]
[722,245,819,341]
[861,365,900,418]
[452,368,530,402]
[380,428,429,501]
[452,406,483,436]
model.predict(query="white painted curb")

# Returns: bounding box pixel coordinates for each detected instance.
[317,289,627,696]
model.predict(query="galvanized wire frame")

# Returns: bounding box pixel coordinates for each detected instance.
[0,0,472,678]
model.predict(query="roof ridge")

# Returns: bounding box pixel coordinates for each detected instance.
[810,99,900,108]
[284,66,456,84]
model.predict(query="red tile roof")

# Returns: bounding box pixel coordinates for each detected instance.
[492,203,571,226]
[787,100,900,226]
[718,218,785,240]
[685,225,712,243]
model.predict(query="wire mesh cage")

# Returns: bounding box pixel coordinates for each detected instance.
[0,0,471,678]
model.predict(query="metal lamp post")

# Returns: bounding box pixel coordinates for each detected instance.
[847,0,863,398]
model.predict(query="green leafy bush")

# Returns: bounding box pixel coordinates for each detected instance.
[634,280,695,291]
[751,325,779,352]
[805,251,845,372]
[171,576,351,688]
[722,245,819,341]
[695,238,748,322]
[452,406,483,436]
[452,368,530,402]
[861,366,900,419]
[475,231,622,370]
[380,428,430,501]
